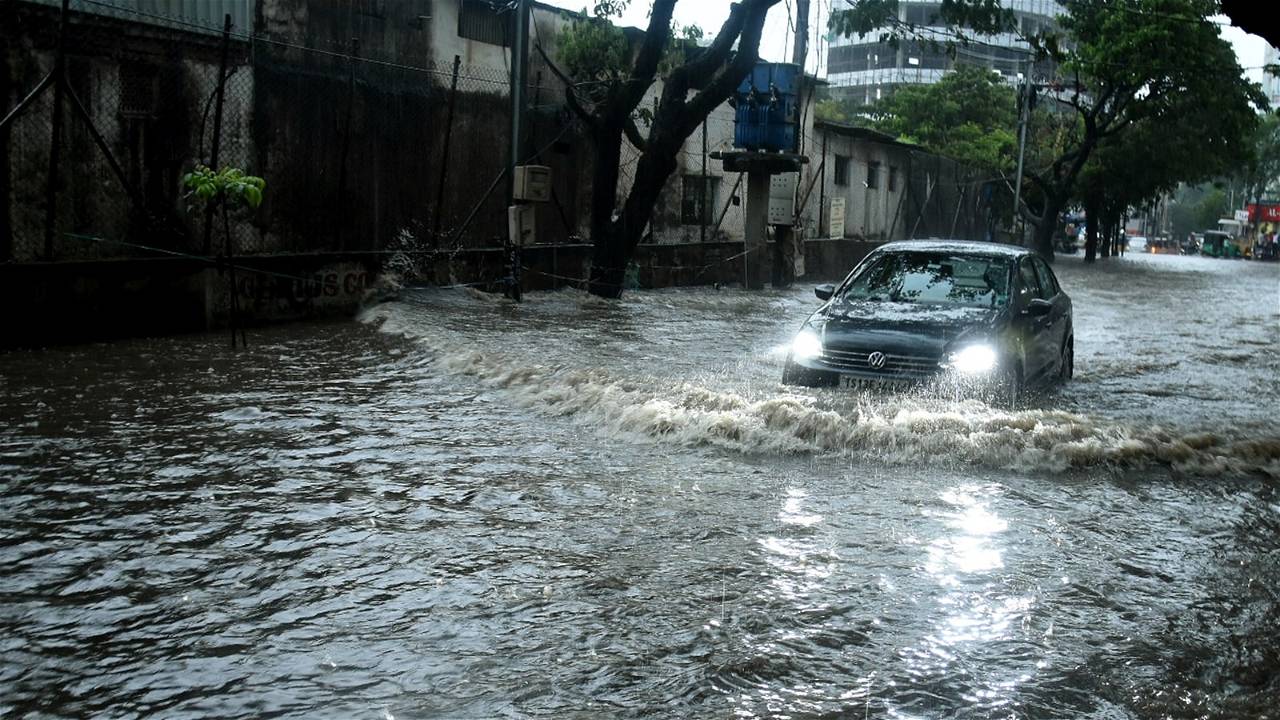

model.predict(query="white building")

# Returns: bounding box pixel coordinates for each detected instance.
[1264,45,1280,109]
[825,0,1062,104]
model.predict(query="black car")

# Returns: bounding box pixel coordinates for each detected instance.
[782,240,1073,401]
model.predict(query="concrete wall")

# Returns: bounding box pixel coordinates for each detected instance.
[2,1,247,261]
[810,122,991,244]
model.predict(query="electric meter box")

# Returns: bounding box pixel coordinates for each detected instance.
[768,172,798,225]
[508,204,536,246]
[513,165,552,203]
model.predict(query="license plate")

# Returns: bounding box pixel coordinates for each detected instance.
[840,375,861,388]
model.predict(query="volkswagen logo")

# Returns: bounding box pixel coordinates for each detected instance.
[867,351,887,370]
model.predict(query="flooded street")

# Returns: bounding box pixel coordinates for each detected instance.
[2,252,1278,718]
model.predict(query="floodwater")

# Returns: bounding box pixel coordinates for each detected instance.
[1,252,1278,719]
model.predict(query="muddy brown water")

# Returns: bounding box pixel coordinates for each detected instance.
[2,253,1277,718]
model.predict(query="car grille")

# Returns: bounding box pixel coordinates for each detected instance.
[818,347,941,378]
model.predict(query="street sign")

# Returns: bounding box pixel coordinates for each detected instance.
[830,197,846,238]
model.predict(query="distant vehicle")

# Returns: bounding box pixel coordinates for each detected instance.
[1200,230,1242,258]
[782,240,1073,403]
[1056,232,1078,254]
[1181,233,1201,255]
[1145,236,1179,254]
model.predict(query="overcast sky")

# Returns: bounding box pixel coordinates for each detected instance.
[536,1,1273,86]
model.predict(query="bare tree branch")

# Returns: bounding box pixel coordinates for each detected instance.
[683,0,781,133]
[623,116,648,151]
[535,41,598,129]
[617,0,677,117]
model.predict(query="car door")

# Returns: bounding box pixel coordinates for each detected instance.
[1031,257,1070,374]
[1014,257,1053,380]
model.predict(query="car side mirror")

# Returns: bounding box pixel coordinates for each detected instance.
[814,284,835,301]
[1025,298,1053,316]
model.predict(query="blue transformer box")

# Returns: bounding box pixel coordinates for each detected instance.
[732,62,801,153]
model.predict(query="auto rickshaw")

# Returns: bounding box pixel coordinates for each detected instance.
[1200,231,1242,258]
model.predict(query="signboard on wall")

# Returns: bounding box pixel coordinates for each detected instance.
[1247,203,1280,223]
[829,197,846,239]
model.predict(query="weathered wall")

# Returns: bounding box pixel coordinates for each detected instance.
[251,0,586,254]
[1,1,248,261]
[812,122,990,243]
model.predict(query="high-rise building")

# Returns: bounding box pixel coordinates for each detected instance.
[825,0,1062,104]
[1263,45,1280,109]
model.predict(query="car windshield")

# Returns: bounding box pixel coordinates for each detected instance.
[839,252,1012,308]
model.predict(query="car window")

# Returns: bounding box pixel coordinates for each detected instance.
[1017,259,1040,303]
[839,252,1011,307]
[1031,258,1058,299]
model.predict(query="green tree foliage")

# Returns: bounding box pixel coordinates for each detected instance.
[540,0,781,297]
[1169,183,1227,239]
[1237,112,1280,207]
[829,0,1266,262]
[183,165,266,210]
[813,97,851,123]
[869,65,1016,172]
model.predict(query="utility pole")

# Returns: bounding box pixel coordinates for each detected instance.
[508,0,530,301]
[771,0,810,288]
[792,0,810,71]
[1012,68,1031,245]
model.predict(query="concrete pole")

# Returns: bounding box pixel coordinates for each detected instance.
[1012,76,1030,245]
[508,0,530,301]
[745,170,770,289]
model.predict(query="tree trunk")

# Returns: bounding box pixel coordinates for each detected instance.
[1084,192,1099,262]
[1099,209,1111,258]
[589,126,683,298]
[587,123,626,297]
[1030,195,1061,263]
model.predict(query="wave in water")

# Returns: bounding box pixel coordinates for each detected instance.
[367,305,1280,479]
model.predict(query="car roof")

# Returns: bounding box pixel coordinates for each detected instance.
[874,239,1033,259]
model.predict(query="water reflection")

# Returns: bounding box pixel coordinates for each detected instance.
[925,485,1008,582]
[892,483,1039,716]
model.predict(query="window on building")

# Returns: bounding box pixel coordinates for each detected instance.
[888,165,898,192]
[458,0,510,46]
[834,155,850,186]
[867,161,880,189]
[353,0,386,18]
[119,63,158,119]
[681,175,719,226]
[903,3,942,26]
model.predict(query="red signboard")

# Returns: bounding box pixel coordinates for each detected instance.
[1247,203,1280,223]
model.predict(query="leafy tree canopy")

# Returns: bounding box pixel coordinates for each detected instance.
[868,65,1016,172]
[828,0,1267,260]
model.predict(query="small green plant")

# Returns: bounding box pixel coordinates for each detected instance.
[183,165,266,209]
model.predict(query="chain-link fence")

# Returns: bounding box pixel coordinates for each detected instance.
[2,0,584,266]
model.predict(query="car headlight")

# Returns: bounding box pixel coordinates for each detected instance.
[947,344,998,374]
[791,329,823,361]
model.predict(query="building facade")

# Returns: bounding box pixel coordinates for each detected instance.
[1264,45,1280,110]
[825,0,1061,105]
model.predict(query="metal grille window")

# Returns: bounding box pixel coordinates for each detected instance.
[458,0,510,46]
[867,161,880,190]
[833,155,850,186]
[119,64,158,118]
[681,175,719,225]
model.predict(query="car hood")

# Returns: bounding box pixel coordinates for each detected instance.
[814,301,1004,355]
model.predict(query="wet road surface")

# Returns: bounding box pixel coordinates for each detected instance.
[1,252,1278,718]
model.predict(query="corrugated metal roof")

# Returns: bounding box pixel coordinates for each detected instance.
[21,0,252,37]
